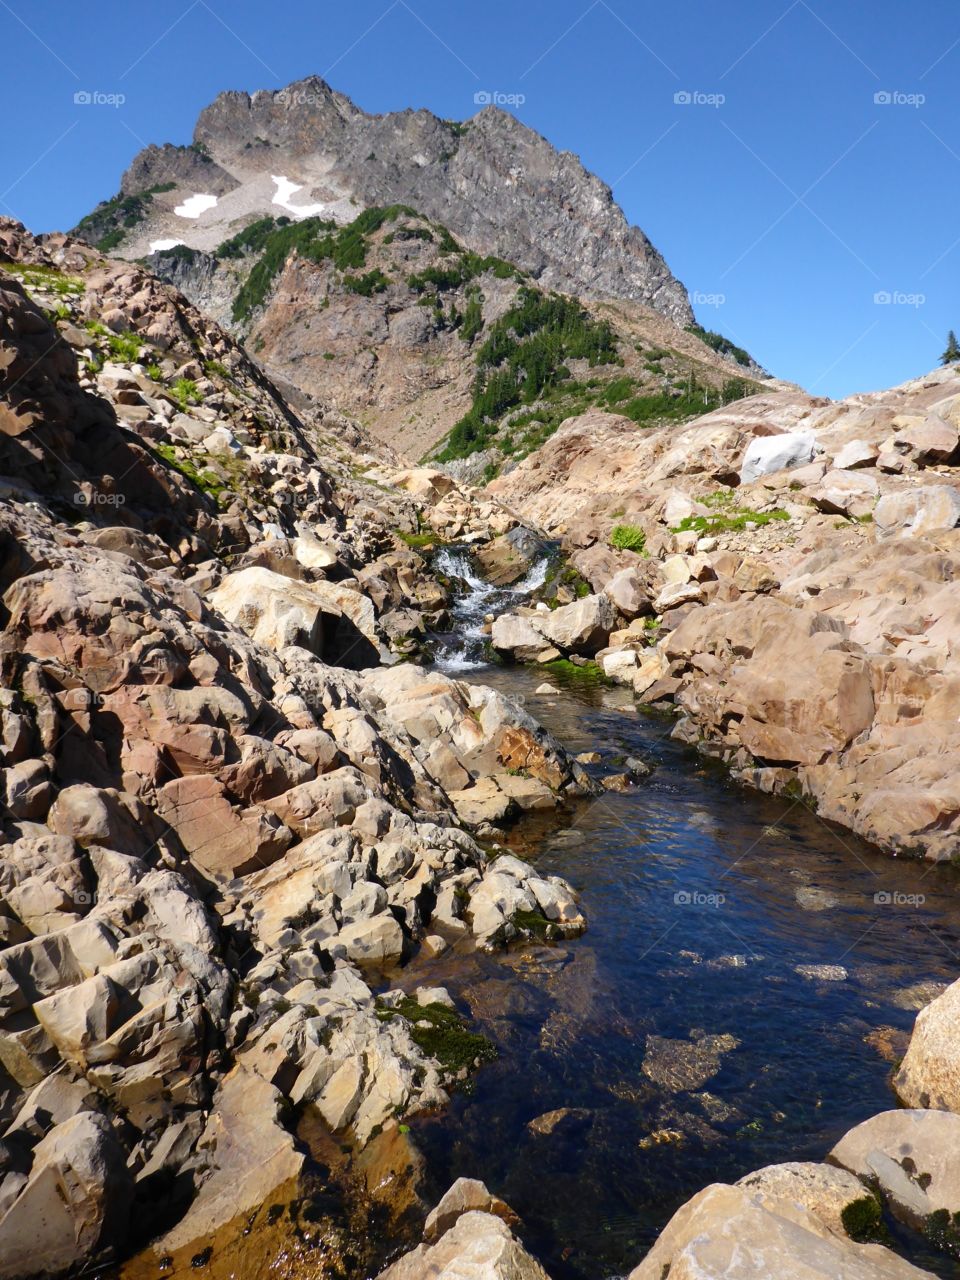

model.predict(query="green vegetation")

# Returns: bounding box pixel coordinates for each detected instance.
[151,443,227,501]
[610,524,647,553]
[203,359,230,379]
[172,377,201,409]
[407,251,518,296]
[342,268,390,296]
[671,490,791,535]
[3,263,84,296]
[941,330,960,365]
[841,1196,888,1245]
[396,529,446,550]
[687,323,754,369]
[145,363,164,381]
[216,216,290,259]
[376,997,496,1076]
[460,290,484,342]
[924,1208,960,1256]
[437,287,619,460]
[75,183,176,252]
[231,205,417,322]
[83,321,144,363]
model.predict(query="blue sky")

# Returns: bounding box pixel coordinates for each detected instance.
[2,0,957,398]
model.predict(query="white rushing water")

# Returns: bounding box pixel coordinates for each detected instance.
[434,548,549,672]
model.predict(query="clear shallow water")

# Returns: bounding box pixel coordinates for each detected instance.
[409,662,960,1280]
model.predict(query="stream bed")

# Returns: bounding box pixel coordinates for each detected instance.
[407,642,960,1279]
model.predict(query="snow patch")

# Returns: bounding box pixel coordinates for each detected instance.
[174,193,218,219]
[150,239,185,253]
[271,175,327,219]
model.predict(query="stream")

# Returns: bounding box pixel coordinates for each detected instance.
[412,554,960,1280]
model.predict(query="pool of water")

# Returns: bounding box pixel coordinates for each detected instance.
[407,662,960,1280]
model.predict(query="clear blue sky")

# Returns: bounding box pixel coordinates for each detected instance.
[2,0,957,398]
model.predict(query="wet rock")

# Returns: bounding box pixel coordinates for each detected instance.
[378,1209,550,1280]
[642,1032,740,1091]
[795,964,848,982]
[627,1180,931,1280]
[423,1177,519,1243]
[895,975,960,1111]
[830,1109,960,1226]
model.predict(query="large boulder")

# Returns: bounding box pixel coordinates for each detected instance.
[895,976,960,1111]
[874,486,960,538]
[377,1210,549,1280]
[628,1180,932,1280]
[830,1109,960,1226]
[740,430,816,484]
[0,1112,131,1279]
[530,593,617,655]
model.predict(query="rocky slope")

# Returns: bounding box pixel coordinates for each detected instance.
[0,219,598,1279]
[75,76,693,325]
[488,365,960,860]
[154,207,762,464]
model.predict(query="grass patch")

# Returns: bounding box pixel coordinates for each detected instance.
[396,530,446,550]
[610,523,646,553]
[376,997,496,1076]
[672,506,790,535]
[3,263,85,296]
[172,377,201,410]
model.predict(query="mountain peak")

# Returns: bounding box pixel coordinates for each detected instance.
[77,76,692,325]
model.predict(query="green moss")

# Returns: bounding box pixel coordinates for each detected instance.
[924,1208,960,1255]
[841,1196,888,1245]
[376,997,496,1076]
[396,530,446,550]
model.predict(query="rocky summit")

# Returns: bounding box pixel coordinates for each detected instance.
[75,76,692,325]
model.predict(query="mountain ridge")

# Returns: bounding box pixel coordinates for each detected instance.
[74,75,694,326]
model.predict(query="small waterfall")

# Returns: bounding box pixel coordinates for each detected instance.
[433,547,549,672]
